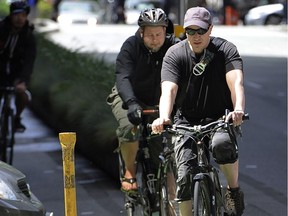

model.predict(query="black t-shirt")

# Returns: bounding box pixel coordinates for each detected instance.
[161,36,243,123]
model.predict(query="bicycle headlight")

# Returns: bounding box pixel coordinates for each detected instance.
[0,179,17,200]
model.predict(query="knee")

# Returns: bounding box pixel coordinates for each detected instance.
[176,175,192,202]
[211,139,238,164]
[117,124,140,143]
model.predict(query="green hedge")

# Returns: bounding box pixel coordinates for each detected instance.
[0,0,9,17]
[31,34,119,178]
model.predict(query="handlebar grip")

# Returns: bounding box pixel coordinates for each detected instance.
[142,109,159,115]
[243,113,249,121]
[146,123,152,129]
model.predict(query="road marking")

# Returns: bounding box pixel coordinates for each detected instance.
[14,142,61,152]
[245,81,262,89]
[245,165,258,169]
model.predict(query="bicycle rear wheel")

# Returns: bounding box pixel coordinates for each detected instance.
[0,108,15,164]
[159,160,179,216]
[193,177,211,216]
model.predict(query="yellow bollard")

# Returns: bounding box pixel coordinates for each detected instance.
[59,132,77,216]
[174,24,185,39]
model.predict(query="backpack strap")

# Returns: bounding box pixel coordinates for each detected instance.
[192,49,214,76]
[175,49,215,108]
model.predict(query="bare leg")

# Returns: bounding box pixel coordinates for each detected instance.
[179,201,193,216]
[120,141,139,190]
[167,171,177,215]
[219,160,239,189]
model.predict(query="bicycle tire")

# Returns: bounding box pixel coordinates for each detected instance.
[159,160,179,216]
[193,178,211,216]
[0,108,15,164]
[6,108,15,164]
[135,196,150,216]
[211,168,224,216]
[139,167,152,216]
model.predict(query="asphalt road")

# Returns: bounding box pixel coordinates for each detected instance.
[11,23,288,216]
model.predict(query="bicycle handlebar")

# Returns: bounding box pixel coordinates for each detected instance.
[147,111,249,135]
[167,113,249,134]
[0,86,15,92]
[0,86,32,101]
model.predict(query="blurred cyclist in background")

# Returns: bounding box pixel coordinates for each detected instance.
[107,8,179,195]
[0,0,36,132]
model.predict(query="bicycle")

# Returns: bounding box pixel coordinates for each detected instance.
[0,86,16,164]
[161,110,249,216]
[156,127,180,216]
[118,109,179,216]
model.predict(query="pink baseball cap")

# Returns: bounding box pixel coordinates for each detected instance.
[183,7,212,29]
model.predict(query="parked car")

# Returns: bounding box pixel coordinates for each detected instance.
[0,161,52,215]
[244,3,285,25]
[57,0,105,25]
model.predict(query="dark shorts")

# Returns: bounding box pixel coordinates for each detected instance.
[173,127,240,202]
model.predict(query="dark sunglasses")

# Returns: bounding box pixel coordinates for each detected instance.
[185,27,208,36]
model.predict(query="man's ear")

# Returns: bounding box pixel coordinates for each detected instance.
[139,27,144,38]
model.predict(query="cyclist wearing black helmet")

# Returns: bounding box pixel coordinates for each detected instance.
[0,0,36,132]
[107,8,179,194]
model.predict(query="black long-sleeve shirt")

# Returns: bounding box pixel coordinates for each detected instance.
[116,29,178,107]
[0,16,36,86]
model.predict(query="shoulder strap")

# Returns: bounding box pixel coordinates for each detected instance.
[175,49,215,107]
[192,49,214,76]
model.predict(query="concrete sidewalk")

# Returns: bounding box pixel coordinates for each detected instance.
[12,108,124,216]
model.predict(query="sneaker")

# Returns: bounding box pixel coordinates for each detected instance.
[15,117,26,133]
[224,187,245,216]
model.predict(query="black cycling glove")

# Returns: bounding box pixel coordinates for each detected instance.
[127,101,143,126]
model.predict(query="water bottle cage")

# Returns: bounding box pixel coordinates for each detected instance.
[146,174,157,194]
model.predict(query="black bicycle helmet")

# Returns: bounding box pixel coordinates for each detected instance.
[10,0,30,15]
[138,8,168,27]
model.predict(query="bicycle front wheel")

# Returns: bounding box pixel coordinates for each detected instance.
[0,108,15,164]
[125,195,150,216]
[130,163,152,216]
[193,178,211,216]
[211,168,224,216]
[159,161,179,216]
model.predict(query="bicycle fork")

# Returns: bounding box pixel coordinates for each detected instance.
[193,140,221,216]
[193,172,218,216]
